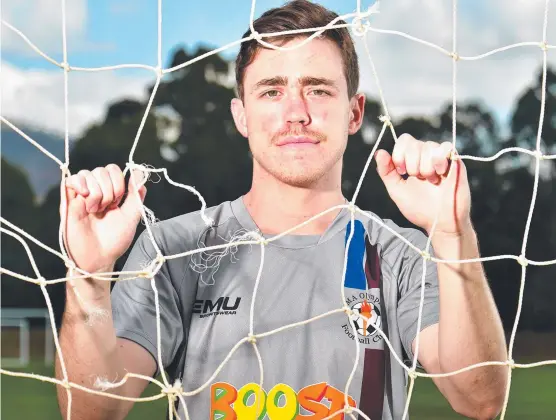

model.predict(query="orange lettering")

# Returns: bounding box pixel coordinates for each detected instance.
[210,382,356,420]
[296,383,329,419]
[211,382,238,420]
[324,385,356,420]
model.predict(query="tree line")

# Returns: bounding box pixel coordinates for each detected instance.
[2,45,555,332]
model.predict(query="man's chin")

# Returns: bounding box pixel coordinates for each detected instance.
[253,157,336,188]
[274,170,326,188]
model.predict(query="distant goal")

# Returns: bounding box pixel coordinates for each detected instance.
[1,308,54,368]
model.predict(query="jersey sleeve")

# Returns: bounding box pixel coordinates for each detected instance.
[394,228,440,364]
[111,228,184,376]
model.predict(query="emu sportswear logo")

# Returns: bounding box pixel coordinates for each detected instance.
[193,296,241,318]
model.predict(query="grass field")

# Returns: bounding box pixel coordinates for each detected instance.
[2,330,555,419]
[2,361,555,419]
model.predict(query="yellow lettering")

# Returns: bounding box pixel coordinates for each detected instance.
[235,383,267,420]
[267,383,299,420]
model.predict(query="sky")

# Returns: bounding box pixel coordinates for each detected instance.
[2,0,555,139]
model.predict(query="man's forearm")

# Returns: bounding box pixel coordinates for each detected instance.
[432,224,508,416]
[56,271,131,420]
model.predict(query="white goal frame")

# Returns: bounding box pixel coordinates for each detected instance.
[1,308,55,367]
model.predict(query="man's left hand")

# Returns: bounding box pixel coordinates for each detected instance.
[375,133,472,236]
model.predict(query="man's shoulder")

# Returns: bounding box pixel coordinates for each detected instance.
[140,199,239,253]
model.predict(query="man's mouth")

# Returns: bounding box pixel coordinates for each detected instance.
[275,136,320,147]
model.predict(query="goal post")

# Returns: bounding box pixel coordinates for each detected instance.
[1,308,55,367]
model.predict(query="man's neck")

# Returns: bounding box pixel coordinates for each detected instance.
[243,164,346,236]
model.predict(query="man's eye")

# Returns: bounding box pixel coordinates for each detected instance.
[311,89,330,96]
[263,90,280,98]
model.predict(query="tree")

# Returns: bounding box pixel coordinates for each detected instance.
[151,45,252,216]
[1,158,46,308]
[506,66,556,331]
[510,66,556,157]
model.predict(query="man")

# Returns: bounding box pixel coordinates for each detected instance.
[56,1,507,419]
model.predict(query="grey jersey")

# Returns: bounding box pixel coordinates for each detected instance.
[112,196,439,419]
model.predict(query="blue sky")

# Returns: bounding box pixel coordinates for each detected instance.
[5,0,373,72]
[2,0,554,138]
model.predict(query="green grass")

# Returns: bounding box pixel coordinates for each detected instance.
[1,362,167,420]
[409,366,556,419]
[2,362,555,419]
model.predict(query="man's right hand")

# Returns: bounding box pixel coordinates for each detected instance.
[61,164,147,278]
[56,167,156,420]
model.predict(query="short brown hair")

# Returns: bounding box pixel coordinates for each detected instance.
[235,0,359,100]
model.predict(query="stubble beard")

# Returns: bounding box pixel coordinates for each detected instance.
[251,126,345,188]
[253,144,344,189]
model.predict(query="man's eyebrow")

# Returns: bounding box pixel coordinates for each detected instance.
[251,76,288,93]
[299,76,338,88]
[250,76,338,93]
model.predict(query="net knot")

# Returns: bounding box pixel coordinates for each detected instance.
[517,254,528,267]
[155,254,166,265]
[125,161,137,175]
[507,358,515,369]
[450,52,460,61]
[251,30,262,41]
[408,369,418,380]
[141,261,157,279]
[247,334,257,344]
[62,379,71,390]
[378,115,392,126]
[253,232,268,246]
[60,162,70,175]
[163,380,183,401]
[539,41,548,51]
[343,306,354,317]
[64,259,77,271]
[420,250,431,260]
[60,61,71,72]
[352,16,370,37]
[155,66,163,78]
[37,276,47,287]
[535,150,545,160]
[202,215,215,228]
[347,203,357,215]
[344,405,354,415]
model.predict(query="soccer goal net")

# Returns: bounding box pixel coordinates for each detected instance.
[1,1,556,419]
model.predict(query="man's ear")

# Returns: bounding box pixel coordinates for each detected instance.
[231,98,248,138]
[348,92,366,135]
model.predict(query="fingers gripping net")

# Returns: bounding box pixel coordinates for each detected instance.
[1,0,556,419]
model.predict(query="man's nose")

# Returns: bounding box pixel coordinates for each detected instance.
[285,93,310,125]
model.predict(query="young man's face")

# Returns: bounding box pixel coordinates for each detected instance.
[231,36,365,188]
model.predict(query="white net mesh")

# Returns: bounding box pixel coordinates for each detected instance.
[1,0,556,419]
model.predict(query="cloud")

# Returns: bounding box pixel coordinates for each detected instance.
[2,0,112,56]
[1,61,154,138]
[354,0,556,127]
[2,0,86,56]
